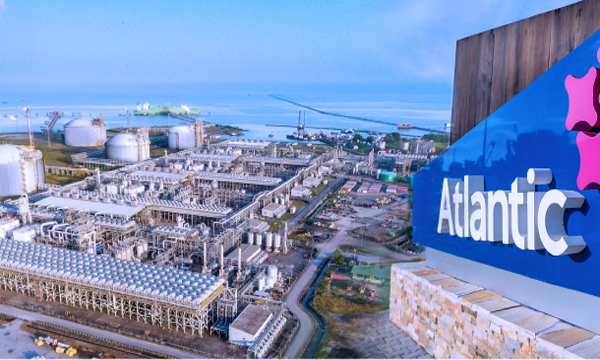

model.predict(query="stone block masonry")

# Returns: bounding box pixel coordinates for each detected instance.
[390,261,600,359]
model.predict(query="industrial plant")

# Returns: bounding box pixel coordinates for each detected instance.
[0,119,350,358]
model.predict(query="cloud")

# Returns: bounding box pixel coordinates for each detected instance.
[0,1,5,10]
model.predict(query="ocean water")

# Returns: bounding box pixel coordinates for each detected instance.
[0,83,451,142]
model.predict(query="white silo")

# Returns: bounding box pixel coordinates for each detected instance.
[64,116,106,147]
[0,145,45,196]
[168,125,195,150]
[255,233,262,247]
[266,232,273,251]
[247,232,254,245]
[274,234,281,250]
[105,133,141,162]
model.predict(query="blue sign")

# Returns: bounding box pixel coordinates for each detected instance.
[414,30,600,298]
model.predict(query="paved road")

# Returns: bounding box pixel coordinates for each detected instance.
[283,214,363,359]
[0,304,204,359]
[287,176,345,229]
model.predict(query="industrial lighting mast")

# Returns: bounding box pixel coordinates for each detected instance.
[23,108,33,147]
[125,107,130,133]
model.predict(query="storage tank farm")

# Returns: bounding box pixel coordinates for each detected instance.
[168,125,196,150]
[63,116,106,147]
[0,145,45,196]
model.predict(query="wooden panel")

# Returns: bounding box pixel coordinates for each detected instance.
[450,37,471,143]
[549,5,574,68]
[525,11,552,87]
[451,0,600,144]
[489,25,508,114]
[472,30,495,130]
[573,0,600,49]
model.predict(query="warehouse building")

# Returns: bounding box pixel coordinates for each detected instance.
[229,304,273,346]
[302,176,321,188]
[291,186,311,197]
[261,203,286,219]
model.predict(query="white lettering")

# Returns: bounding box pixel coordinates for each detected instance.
[437,168,586,256]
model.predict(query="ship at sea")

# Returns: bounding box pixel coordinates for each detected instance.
[133,102,200,116]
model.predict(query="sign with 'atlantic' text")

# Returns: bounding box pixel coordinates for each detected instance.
[412,29,600,298]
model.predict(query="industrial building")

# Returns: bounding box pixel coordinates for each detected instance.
[261,203,286,219]
[302,176,321,188]
[229,304,273,346]
[0,238,226,335]
[64,116,106,147]
[290,185,311,198]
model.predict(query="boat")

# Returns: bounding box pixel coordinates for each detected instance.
[230,131,243,136]
[268,132,274,137]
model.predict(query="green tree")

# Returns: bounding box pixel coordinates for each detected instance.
[353,134,364,143]
[365,136,374,143]
[332,249,345,265]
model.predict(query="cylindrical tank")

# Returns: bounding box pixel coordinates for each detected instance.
[274,197,279,204]
[376,169,382,179]
[380,171,397,182]
[258,277,266,291]
[105,133,139,162]
[168,125,195,150]
[247,232,254,245]
[0,145,45,196]
[274,234,281,250]
[255,233,262,247]
[64,116,106,147]
[268,265,278,280]
[266,232,273,250]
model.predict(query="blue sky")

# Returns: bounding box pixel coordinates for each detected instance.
[0,0,577,91]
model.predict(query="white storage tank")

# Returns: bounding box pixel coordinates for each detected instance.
[168,125,195,150]
[247,232,254,245]
[64,116,106,147]
[266,232,273,250]
[255,233,262,247]
[105,133,141,162]
[274,234,281,250]
[0,145,45,196]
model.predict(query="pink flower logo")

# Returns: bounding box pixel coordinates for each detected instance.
[565,48,600,189]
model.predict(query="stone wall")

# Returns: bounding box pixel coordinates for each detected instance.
[390,262,600,359]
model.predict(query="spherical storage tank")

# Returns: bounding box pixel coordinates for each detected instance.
[0,145,45,196]
[168,125,195,150]
[105,133,140,162]
[64,116,106,147]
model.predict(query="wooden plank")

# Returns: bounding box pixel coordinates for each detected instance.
[490,24,509,114]
[549,5,575,67]
[472,30,495,129]
[451,37,472,143]
[525,11,553,86]
[572,0,600,49]
[466,34,483,132]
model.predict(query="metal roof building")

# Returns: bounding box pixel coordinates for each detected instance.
[229,304,273,346]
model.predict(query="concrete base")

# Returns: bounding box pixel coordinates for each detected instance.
[426,249,600,334]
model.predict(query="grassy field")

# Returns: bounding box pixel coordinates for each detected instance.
[311,266,389,358]
[45,174,87,186]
